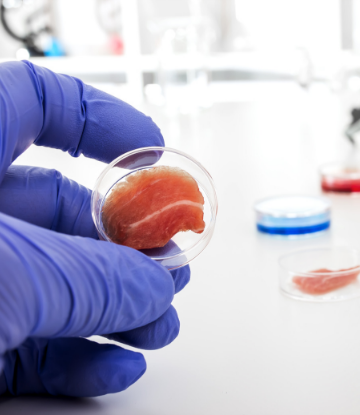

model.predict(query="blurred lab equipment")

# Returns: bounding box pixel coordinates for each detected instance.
[254,196,331,237]
[0,0,64,57]
[320,161,360,192]
[319,107,360,193]
[96,0,124,55]
[346,107,360,144]
[144,0,217,112]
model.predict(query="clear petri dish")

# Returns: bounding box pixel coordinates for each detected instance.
[320,162,360,193]
[279,247,360,302]
[254,195,331,237]
[91,146,218,270]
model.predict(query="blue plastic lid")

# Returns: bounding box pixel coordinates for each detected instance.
[254,195,331,235]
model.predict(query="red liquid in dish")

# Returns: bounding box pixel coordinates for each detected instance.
[101,166,205,250]
[321,167,360,192]
[321,178,360,192]
[293,266,360,295]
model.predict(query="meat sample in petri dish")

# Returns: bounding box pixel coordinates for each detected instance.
[101,166,205,250]
[293,266,360,295]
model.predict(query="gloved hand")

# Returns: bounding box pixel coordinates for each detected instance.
[0,61,190,397]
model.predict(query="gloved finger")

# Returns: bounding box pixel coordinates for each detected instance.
[0,212,175,353]
[103,267,190,350]
[104,305,180,350]
[0,165,191,294]
[0,165,97,238]
[0,337,146,397]
[170,265,191,294]
[0,61,164,182]
[142,240,191,294]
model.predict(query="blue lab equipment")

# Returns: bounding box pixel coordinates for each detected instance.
[254,195,331,236]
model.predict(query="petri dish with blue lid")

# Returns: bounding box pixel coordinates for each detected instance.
[254,195,331,237]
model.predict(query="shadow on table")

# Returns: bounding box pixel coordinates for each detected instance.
[0,395,102,414]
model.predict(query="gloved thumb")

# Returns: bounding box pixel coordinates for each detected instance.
[0,212,175,354]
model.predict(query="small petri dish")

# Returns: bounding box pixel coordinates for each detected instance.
[320,162,360,193]
[254,195,331,237]
[91,146,218,270]
[279,247,360,301]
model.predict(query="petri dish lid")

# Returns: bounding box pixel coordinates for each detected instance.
[254,195,330,218]
[254,195,331,236]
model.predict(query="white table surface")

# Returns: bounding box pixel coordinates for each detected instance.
[2,81,360,414]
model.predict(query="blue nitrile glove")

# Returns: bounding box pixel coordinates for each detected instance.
[0,61,190,397]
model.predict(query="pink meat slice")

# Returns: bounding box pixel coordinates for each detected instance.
[293,267,360,295]
[102,166,205,250]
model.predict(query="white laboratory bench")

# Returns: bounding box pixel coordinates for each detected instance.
[2,81,360,414]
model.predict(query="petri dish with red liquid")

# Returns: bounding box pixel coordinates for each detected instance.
[279,247,360,301]
[320,162,360,193]
[91,147,218,270]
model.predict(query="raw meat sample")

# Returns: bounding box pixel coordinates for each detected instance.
[293,266,360,295]
[101,166,205,250]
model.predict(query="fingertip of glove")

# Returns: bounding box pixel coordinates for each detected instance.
[78,85,165,163]
[109,348,147,393]
[41,338,147,397]
[170,265,191,294]
[106,305,180,350]
[141,113,165,148]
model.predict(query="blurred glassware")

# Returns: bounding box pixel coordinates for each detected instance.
[225,0,252,52]
[144,0,217,113]
[96,0,124,55]
[296,47,313,89]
